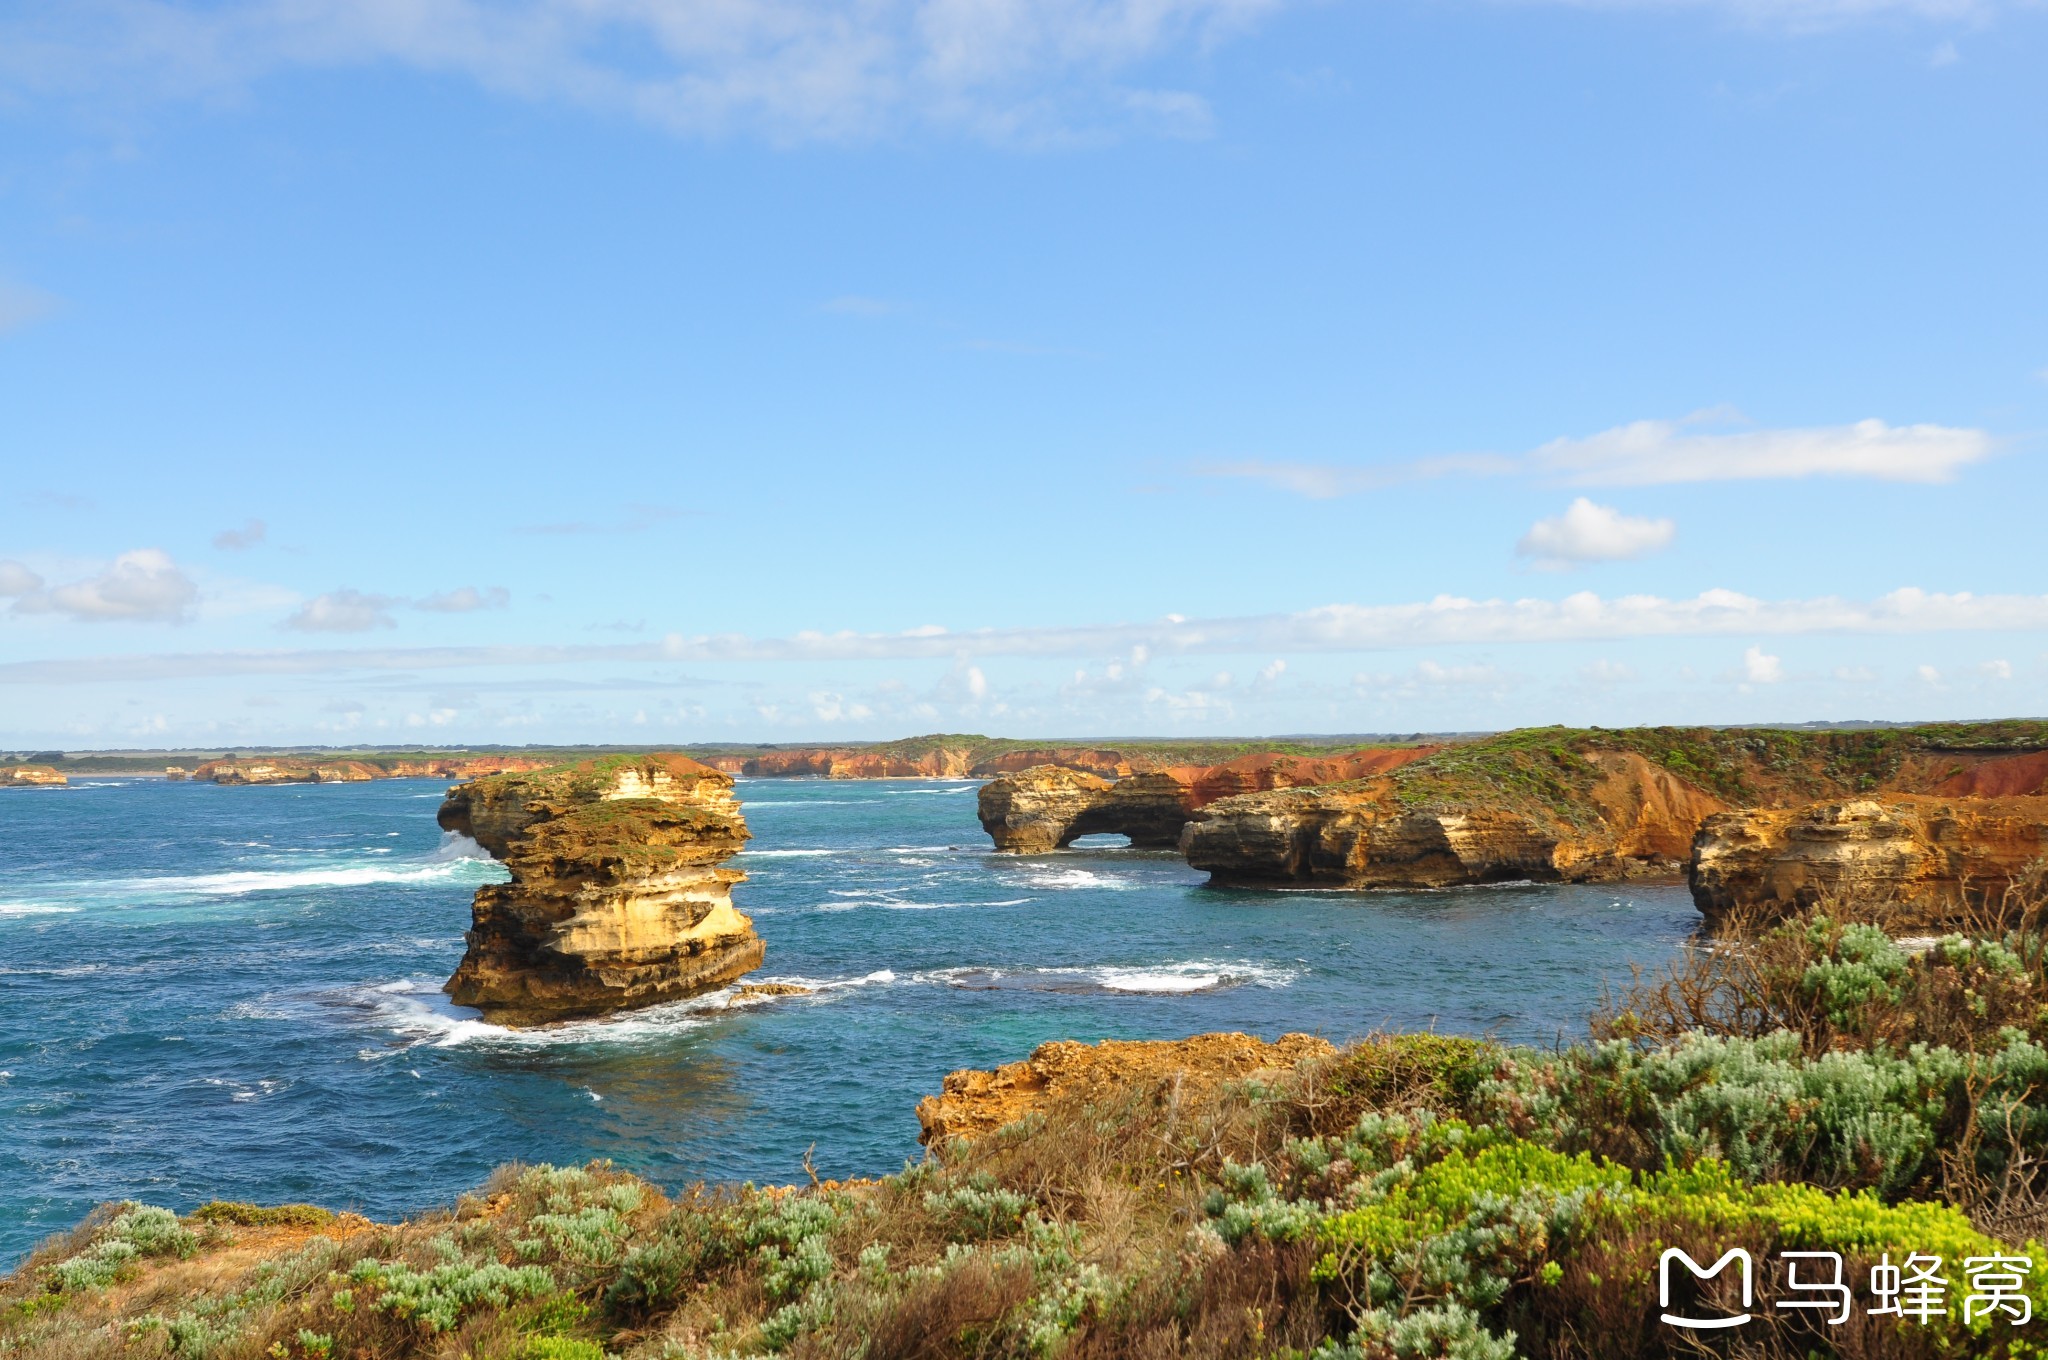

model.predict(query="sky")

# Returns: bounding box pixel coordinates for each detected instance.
[0,0,2044,749]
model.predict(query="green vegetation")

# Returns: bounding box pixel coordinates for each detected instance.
[1367,720,2048,827]
[13,896,2048,1356]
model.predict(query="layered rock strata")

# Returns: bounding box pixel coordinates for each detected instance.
[0,764,66,787]
[915,1031,1334,1145]
[976,747,1436,854]
[977,766,1194,853]
[1182,751,1727,888]
[440,754,763,1026]
[1690,795,2048,927]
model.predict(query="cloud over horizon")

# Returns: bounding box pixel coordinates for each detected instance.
[9,583,2048,683]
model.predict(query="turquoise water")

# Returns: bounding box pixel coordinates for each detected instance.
[0,777,1698,1263]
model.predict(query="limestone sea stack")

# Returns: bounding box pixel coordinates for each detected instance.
[1690,794,2048,928]
[439,754,764,1026]
[0,764,67,787]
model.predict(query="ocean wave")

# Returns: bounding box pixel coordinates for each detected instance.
[0,903,80,918]
[885,786,976,796]
[1001,866,1139,892]
[740,849,841,858]
[921,960,1298,996]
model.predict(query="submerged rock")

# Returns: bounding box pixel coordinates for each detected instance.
[1690,794,2048,928]
[440,754,764,1026]
[915,1031,1334,1145]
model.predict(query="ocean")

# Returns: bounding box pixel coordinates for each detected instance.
[0,776,1698,1264]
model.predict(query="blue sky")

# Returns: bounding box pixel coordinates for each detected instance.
[0,0,2043,747]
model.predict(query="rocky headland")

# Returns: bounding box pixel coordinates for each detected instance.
[1691,794,2048,927]
[439,754,763,1026]
[193,756,552,785]
[1166,724,2048,917]
[0,764,66,787]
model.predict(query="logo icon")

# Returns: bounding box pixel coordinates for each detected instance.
[1661,1248,1754,1330]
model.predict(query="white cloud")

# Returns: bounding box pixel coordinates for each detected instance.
[1355,660,1509,700]
[1579,658,1636,684]
[1929,39,1960,65]
[284,589,401,632]
[1833,665,1876,683]
[1917,663,1944,685]
[1531,416,1990,486]
[1197,414,1994,499]
[9,549,199,622]
[0,560,45,596]
[964,665,989,701]
[1516,498,1675,567]
[1980,659,2013,680]
[416,586,510,613]
[212,518,266,550]
[1,0,1284,143]
[9,583,2048,683]
[1742,646,1784,684]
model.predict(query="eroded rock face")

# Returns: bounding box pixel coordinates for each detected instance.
[975,748,1438,855]
[976,765,1194,853]
[1181,752,1728,888]
[1690,795,2048,927]
[440,754,763,1026]
[0,764,66,787]
[914,1031,1334,1145]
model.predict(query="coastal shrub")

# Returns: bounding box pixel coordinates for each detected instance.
[1476,1031,1968,1194]
[923,1177,1034,1239]
[42,1204,197,1293]
[190,1202,334,1229]
[349,1256,557,1332]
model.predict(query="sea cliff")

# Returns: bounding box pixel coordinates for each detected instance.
[0,765,66,787]
[440,754,763,1026]
[1174,722,2048,896]
[1691,794,2048,926]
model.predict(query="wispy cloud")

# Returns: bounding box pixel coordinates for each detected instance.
[2,549,199,623]
[212,518,267,551]
[1517,498,1675,567]
[283,585,512,631]
[1197,414,1995,498]
[10,584,2048,683]
[0,0,1284,143]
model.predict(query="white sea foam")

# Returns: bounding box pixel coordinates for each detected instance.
[920,960,1297,995]
[740,849,841,858]
[1006,867,1137,891]
[0,903,79,917]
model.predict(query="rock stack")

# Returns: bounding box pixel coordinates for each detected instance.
[440,754,764,1026]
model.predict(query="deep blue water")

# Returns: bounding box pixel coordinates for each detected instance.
[0,776,1699,1263]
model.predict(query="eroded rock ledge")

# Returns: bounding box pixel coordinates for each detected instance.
[0,764,66,787]
[440,754,763,1026]
[976,748,1435,854]
[914,1031,1334,1145]
[1691,795,2048,928]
